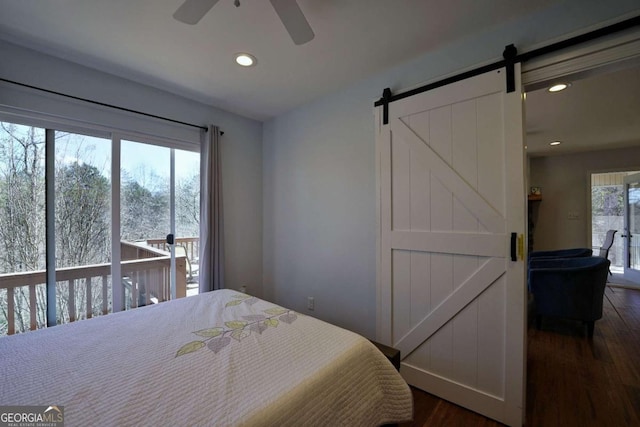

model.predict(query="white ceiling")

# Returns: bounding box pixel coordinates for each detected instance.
[0,1,638,156]
[525,63,640,156]
[0,0,558,121]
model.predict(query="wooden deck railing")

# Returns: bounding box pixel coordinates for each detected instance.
[0,240,189,336]
[146,237,199,262]
[121,240,170,261]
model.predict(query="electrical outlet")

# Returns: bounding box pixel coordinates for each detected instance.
[307,297,314,311]
[240,285,247,293]
[567,211,579,220]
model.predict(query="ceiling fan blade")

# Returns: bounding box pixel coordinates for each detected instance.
[173,0,221,25]
[269,0,314,45]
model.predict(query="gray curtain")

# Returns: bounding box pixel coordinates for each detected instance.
[199,125,224,292]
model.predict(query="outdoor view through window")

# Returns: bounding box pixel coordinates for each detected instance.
[0,121,200,336]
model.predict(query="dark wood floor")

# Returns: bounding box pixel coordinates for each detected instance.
[400,285,640,426]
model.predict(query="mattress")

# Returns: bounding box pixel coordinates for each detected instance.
[0,289,412,426]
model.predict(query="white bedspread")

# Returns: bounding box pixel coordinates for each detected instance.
[0,290,412,426]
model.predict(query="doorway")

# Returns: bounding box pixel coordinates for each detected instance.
[623,173,640,283]
[590,170,640,283]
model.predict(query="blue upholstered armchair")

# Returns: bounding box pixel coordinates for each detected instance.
[529,247,593,260]
[528,256,610,338]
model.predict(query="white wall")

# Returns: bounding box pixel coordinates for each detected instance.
[0,40,264,296]
[529,146,640,251]
[263,1,640,339]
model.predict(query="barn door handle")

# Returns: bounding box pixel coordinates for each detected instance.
[509,233,524,261]
[518,234,524,260]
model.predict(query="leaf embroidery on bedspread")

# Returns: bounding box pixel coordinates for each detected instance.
[264,318,279,328]
[225,320,248,330]
[225,294,260,307]
[207,336,232,353]
[175,298,298,357]
[263,307,288,315]
[225,299,244,307]
[176,341,206,357]
[193,327,224,338]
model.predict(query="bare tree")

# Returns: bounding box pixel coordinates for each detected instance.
[54,159,111,324]
[121,168,169,241]
[55,161,110,267]
[0,125,113,331]
[0,123,46,332]
[0,123,46,273]
[177,172,200,237]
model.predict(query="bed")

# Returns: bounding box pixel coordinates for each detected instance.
[0,289,413,426]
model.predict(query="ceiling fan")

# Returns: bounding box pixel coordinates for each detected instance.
[173,0,315,45]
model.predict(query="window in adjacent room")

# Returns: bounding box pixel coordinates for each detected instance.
[591,171,640,274]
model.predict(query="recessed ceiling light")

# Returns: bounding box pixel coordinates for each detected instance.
[550,141,562,146]
[548,83,570,92]
[235,53,256,67]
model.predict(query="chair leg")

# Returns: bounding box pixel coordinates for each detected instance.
[586,321,595,338]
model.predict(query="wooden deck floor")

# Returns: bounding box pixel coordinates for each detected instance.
[400,285,640,426]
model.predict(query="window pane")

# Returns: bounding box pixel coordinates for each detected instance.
[120,140,170,307]
[121,141,170,241]
[175,149,200,296]
[0,122,46,334]
[55,131,112,323]
[630,182,640,270]
[591,171,640,274]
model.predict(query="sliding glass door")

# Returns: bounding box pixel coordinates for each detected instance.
[119,139,172,307]
[0,118,199,336]
[624,173,640,283]
[119,139,200,308]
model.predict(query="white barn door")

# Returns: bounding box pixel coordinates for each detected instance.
[376,66,526,426]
